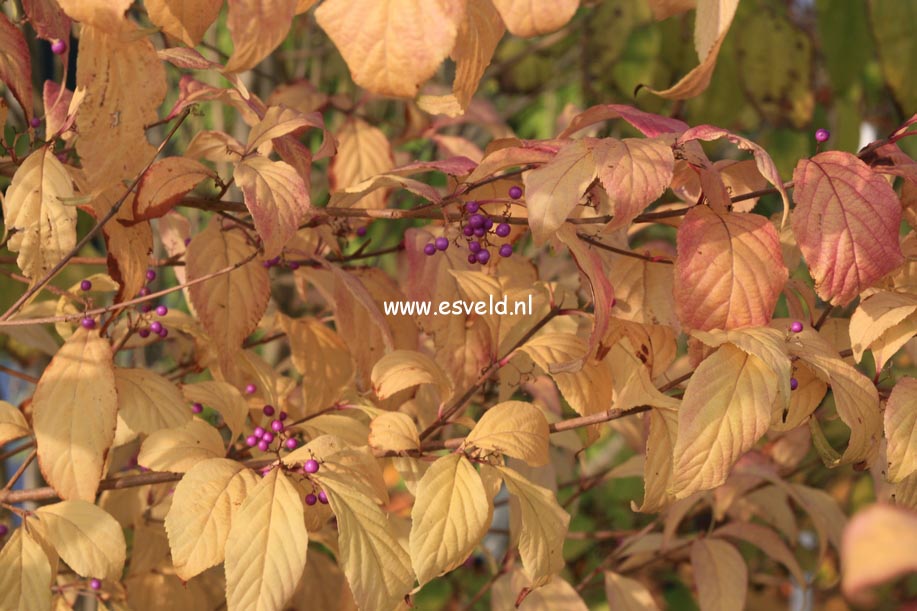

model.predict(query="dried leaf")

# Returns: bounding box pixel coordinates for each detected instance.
[36,500,126,580]
[235,155,310,258]
[691,538,747,611]
[464,401,550,466]
[114,368,191,435]
[138,419,225,473]
[225,0,296,72]
[0,527,52,611]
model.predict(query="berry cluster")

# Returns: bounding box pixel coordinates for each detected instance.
[301,459,329,506]
[128,269,172,339]
[422,188,522,264]
[788,320,804,391]
[262,255,300,271]
[245,405,298,452]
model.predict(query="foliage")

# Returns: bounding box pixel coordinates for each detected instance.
[1,0,917,609]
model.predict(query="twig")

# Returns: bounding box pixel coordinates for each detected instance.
[2,449,36,492]
[0,363,39,384]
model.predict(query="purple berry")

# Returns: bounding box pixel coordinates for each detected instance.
[469,214,485,229]
[0,524,8,537]
[468,241,481,254]
[475,249,490,264]
[191,402,203,414]
[150,321,163,334]
[262,405,275,416]
[158,327,169,338]
[318,490,328,504]
[465,201,480,213]
[288,261,300,270]
[304,459,319,474]
[790,377,799,391]
[30,117,41,128]
[434,237,449,251]
[51,39,66,55]
[262,432,274,444]
[155,305,168,316]
[183,237,191,246]
[80,279,92,291]
[815,128,830,143]
[790,321,804,333]
[483,217,494,230]
[499,244,513,258]
[305,493,317,506]
[138,287,150,297]
[495,223,511,238]
[89,578,101,591]
[473,227,486,238]
[245,383,257,395]
[140,303,152,313]
[508,186,523,199]
[257,440,269,452]
[145,269,156,282]
[262,260,273,269]
[271,419,284,432]
[246,435,258,447]
[279,411,288,421]
[81,316,96,330]
[356,226,368,237]
[284,438,298,450]
[253,426,266,438]
[462,225,474,237]
[138,328,151,338]
[467,253,478,264]
[423,243,436,256]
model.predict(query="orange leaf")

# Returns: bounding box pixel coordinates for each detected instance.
[146,0,222,47]
[491,0,578,37]
[235,156,310,258]
[842,504,917,602]
[329,118,394,211]
[675,207,787,331]
[560,103,688,139]
[132,157,215,223]
[792,151,904,305]
[56,0,131,32]
[225,0,296,73]
[0,13,33,121]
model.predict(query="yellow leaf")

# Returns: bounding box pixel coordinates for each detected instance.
[225,0,296,73]
[497,465,570,586]
[114,368,191,434]
[634,408,677,513]
[33,328,117,501]
[224,470,308,611]
[0,400,30,446]
[56,0,131,32]
[491,0,578,37]
[606,252,677,327]
[772,361,827,431]
[279,315,354,416]
[316,469,415,611]
[409,454,491,585]
[165,458,259,580]
[187,218,270,357]
[849,291,917,371]
[492,570,588,610]
[246,105,323,154]
[2,148,76,282]
[841,504,917,601]
[0,527,52,611]
[670,344,776,498]
[604,571,660,611]
[180,380,249,444]
[371,350,453,400]
[36,500,126,580]
[185,129,245,162]
[691,539,747,611]
[329,118,394,210]
[145,0,222,46]
[368,412,420,453]
[138,419,225,473]
[315,0,465,98]
[464,401,550,466]
[886,378,917,483]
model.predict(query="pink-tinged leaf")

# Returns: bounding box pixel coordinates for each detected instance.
[42,80,79,139]
[235,156,310,259]
[131,157,215,223]
[891,113,917,142]
[167,75,261,125]
[675,207,788,331]
[679,125,790,224]
[328,175,442,209]
[523,139,597,244]
[465,141,557,183]
[389,157,478,178]
[245,105,326,154]
[591,137,675,230]
[867,143,917,186]
[559,104,689,139]
[791,151,904,306]
[842,504,917,602]
[21,0,71,42]
[157,47,223,71]
[0,13,33,121]
[490,0,577,37]
[225,0,296,72]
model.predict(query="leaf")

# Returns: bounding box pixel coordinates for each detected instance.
[371,350,453,400]
[675,206,787,331]
[886,378,917,483]
[225,0,296,72]
[0,400,30,446]
[791,151,904,306]
[278,315,354,415]
[114,368,192,435]
[33,328,117,501]
[869,0,917,113]
[2,148,76,282]
[137,419,225,473]
[523,139,597,244]
[0,528,52,611]
[491,0,578,36]
[842,504,917,600]
[560,104,689,139]
[235,155,309,259]
[849,291,917,371]
[246,105,326,154]
[464,401,550,466]
[165,459,259,580]
[181,380,250,445]
[187,218,270,357]
[713,522,805,585]
[691,539,747,611]
[36,500,126,580]
[145,0,221,46]
[409,454,491,585]
[56,0,131,31]
[316,469,415,611]
[368,412,421,453]
[670,344,777,498]
[21,0,71,43]
[0,13,33,121]
[647,0,694,20]
[185,130,245,162]
[132,157,214,223]
[329,118,394,210]
[224,470,308,611]
[492,571,589,610]
[635,408,678,513]
[604,571,660,611]
[315,0,465,97]
[592,137,675,230]
[497,465,570,586]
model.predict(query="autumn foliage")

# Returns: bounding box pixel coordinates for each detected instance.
[2,0,917,610]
